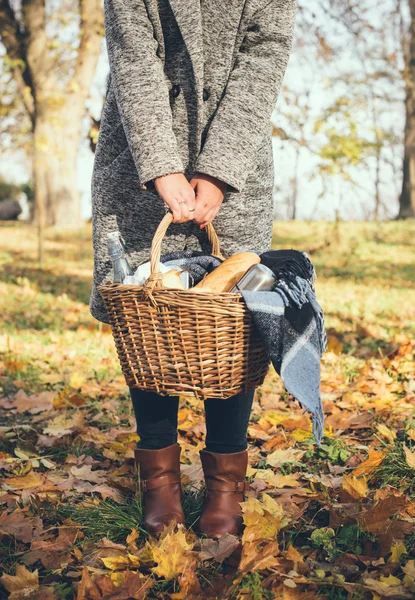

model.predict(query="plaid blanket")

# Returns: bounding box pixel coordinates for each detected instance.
[159,248,327,446]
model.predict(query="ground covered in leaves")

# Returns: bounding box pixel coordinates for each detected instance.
[0,220,414,600]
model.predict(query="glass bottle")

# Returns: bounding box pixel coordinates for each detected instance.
[107,231,134,283]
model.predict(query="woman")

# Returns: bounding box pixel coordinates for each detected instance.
[90,0,297,538]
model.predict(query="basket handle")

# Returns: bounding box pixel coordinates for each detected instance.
[147,212,224,287]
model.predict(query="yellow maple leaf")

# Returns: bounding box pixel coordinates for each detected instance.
[404,446,415,470]
[259,410,287,426]
[241,496,265,515]
[261,493,288,521]
[379,574,402,586]
[5,471,44,490]
[291,428,313,442]
[376,424,396,443]
[286,544,305,567]
[252,470,299,488]
[273,473,301,488]
[388,541,407,563]
[352,451,385,477]
[126,528,139,551]
[242,511,281,543]
[127,553,141,567]
[150,525,195,580]
[69,372,85,390]
[110,571,125,587]
[241,493,289,543]
[101,555,130,570]
[342,474,368,500]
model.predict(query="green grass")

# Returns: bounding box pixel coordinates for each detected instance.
[60,496,146,541]
[370,439,415,495]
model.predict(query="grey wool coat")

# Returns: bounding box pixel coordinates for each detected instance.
[90,0,297,323]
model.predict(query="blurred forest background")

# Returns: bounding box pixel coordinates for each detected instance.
[1,0,415,226]
[1,2,415,599]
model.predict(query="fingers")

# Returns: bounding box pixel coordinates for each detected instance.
[168,198,184,223]
[192,198,209,224]
[199,205,220,228]
[178,200,191,222]
[191,178,225,226]
[169,189,196,223]
[154,173,197,223]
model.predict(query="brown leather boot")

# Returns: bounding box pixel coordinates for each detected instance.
[198,449,249,538]
[134,443,185,536]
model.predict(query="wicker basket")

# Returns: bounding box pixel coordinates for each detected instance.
[99,212,270,399]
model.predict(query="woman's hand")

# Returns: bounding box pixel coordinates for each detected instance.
[154,173,196,223]
[190,173,227,228]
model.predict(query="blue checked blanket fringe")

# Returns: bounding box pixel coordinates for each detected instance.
[158,248,327,446]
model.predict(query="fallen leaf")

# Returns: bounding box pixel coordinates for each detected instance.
[376,424,396,443]
[290,428,313,442]
[357,491,407,533]
[77,565,152,600]
[126,528,139,552]
[4,471,44,490]
[43,413,84,437]
[404,446,415,469]
[352,450,385,477]
[266,447,305,468]
[341,474,368,500]
[0,508,43,543]
[70,465,107,484]
[69,372,86,390]
[24,522,80,570]
[388,541,407,563]
[9,390,55,414]
[239,539,280,573]
[101,555,131,571]
[403,559,415,592]
[199,533,240,562]
[241,494,289,543]
[150,525,195,580]
[0,564,39,600]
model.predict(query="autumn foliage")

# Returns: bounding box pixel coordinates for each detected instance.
[0,220,414,599]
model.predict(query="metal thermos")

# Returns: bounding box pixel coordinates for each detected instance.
[230,263,277,292]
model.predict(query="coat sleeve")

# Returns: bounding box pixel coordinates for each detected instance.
[104,0,184,188]
[194,0,297,193]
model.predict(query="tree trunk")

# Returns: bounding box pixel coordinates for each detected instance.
[33,105,82,227]
[398,0,415,218]
[0,0,104,228]
[398,143,415,218]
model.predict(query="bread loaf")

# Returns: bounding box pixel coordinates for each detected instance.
[191,252,260,293]
[161,269,185,289]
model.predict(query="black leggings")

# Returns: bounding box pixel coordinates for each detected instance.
[130,388,255,454]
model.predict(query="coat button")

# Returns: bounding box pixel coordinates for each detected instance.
[171,84,181,98]
[203,88,210,101]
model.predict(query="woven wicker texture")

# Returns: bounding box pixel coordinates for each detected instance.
[99,213,270,399]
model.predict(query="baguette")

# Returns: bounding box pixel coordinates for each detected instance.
[191,252,260,293]
[161,269,184,289]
